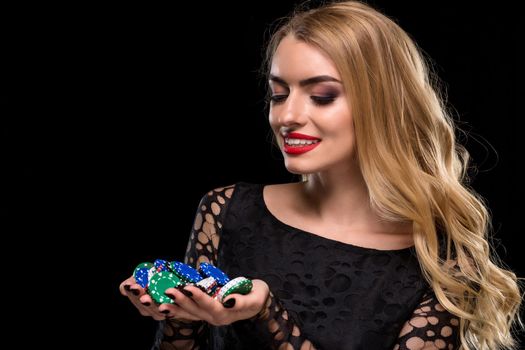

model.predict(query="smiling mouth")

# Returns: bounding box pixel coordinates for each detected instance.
[282,136,321,154]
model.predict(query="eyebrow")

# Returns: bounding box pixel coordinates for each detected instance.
[269,74,342,87]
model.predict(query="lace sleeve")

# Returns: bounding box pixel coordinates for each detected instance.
[152,185,236,350]
[246,291,319,349]
[393,290,460,350]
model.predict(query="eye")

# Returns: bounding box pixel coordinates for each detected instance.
[269,95,288,104]
[311,95,337,106]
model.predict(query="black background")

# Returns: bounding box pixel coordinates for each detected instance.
[3,1,524,348]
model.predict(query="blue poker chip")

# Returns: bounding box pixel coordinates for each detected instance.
[170,261,203,284]
[134,267,150,288]
[154,259,170,272]
[198,262,230,286]
[133,262,154,288]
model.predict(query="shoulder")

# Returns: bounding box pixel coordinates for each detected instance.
[198,182,262,208]
[205,184,237,198]
[199,182,294,210]
[197,184,237,209]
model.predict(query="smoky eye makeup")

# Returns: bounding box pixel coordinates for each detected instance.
[269,94,287,103]
[268,86,288,103]
[311,86,340,97]
[310,88,340,105]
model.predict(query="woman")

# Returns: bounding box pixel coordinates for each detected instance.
[120,1,523,349]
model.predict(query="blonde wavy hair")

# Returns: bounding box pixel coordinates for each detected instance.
[264,1,523,349]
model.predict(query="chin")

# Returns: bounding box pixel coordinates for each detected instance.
[283,161,314,176]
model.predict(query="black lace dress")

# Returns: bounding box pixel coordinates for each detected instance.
[152,182,460,350]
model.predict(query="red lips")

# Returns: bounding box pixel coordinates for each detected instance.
[282,132,321,155]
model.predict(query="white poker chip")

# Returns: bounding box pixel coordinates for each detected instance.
[217,277,252,303]
[196,276,218,295]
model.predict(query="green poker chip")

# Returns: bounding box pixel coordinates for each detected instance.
[134,262,154,275]
[147,271,183,304]
[133,262,155,288]
[218,277,253,303]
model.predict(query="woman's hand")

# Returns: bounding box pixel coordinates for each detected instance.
[120,277,270,325]
[119,276,169,321]
[161,279,270,326]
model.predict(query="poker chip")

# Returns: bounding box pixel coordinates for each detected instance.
[211,286,222,299]
[133,262,154,288]
[217,277,253,303]
[147,267,156,283]
[134,268,150,288]
[130,259,251,306]
[198,262,230,286]
[153,259,171,273]
[148,271,183,304]
[170,261,203,284]
[196,276,219,295]
[134,262,154,274]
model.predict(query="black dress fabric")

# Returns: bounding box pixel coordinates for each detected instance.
[152,182,460,350]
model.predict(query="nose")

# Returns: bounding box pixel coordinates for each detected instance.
[273,91,308,127]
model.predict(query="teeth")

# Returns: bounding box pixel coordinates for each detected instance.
[285,138,319,146]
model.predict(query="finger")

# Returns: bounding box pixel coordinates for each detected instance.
[128,288,163,318]
[135,294,169,319]
[139,294,154,307]
[166,286,219,321]
[119,276,136,296]
[131,294,157,317]
[219,279,270,317]
[158,302,200,321]
[222,296,237,309]
[162,288,202,320]
[181,285,220,310]
[128,283,145,298]
[120,277,171,320]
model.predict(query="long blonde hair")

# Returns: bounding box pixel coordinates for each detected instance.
[264,1,523,349]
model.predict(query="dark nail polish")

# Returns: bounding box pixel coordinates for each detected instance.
[181,289,193,297]
[223,298,236,308]
[124,284,131,291]
[130,289,140,296]
[164,292,176,300]
[161,309,170,314]
[141,302,151,307]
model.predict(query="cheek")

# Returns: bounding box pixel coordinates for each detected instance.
[267,113,281,144]
[268,109,277,126]
[268,112,281,135]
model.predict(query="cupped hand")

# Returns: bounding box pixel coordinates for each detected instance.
[159,279,269,326]
[120,277,270,325]
[120,276,171,321]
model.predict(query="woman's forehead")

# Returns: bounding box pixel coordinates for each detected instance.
[270,35,341,82]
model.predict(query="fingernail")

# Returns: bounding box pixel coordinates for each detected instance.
[161,310,170,314]
[223,298,236,308]
[124,285,132,291]
[141,301,151,307]
[130,289,140,296]
[164,292,176,300]
[181,289,193,297]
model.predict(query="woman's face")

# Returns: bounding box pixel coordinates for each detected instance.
[269,35,355,176]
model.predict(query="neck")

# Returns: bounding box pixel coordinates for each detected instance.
[298,164,404,234]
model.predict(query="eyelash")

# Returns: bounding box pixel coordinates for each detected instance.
[269,95,337,106]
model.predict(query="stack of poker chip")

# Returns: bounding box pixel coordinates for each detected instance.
[132,260,252,305]
[215,277,253,303]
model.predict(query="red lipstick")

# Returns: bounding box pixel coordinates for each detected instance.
[282,132,321,155]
